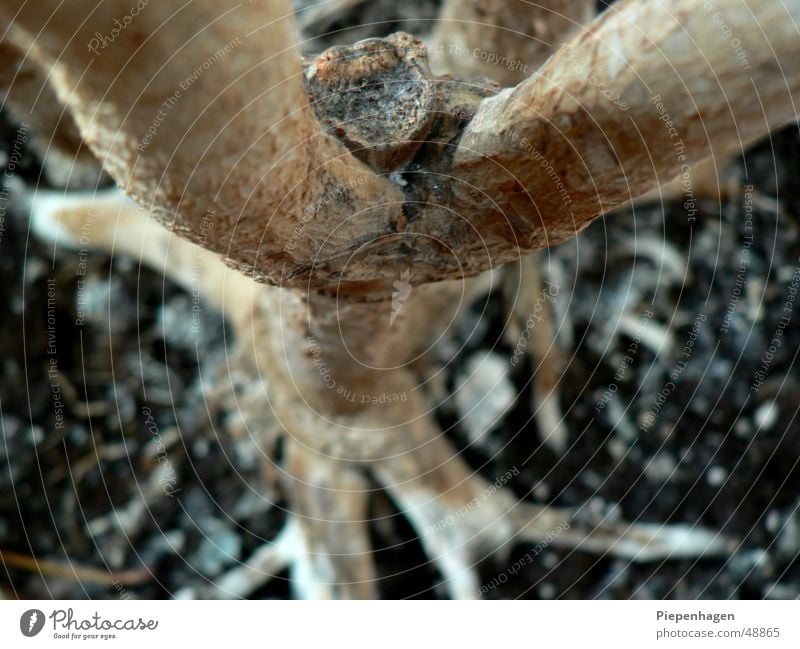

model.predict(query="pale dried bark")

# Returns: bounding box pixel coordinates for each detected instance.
[504,254,569,452]
[1,0,400,288]
[6,0,800,288]
[8,0,800,599]
[453,0,800,254]
[429,0,595,84]
[30,189,734,598]
[0,42,102,185]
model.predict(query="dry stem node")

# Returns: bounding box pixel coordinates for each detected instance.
[305,33,438,173]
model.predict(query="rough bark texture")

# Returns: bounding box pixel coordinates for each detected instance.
[5,0,799,289]
[0,41,102,186]
[429,0,595,84]
[5,0,799,599]
[453,0,800,253]
[1,0,400,289]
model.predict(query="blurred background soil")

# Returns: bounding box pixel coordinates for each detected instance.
[1,0,799,599]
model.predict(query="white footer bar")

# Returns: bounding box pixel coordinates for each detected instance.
[1,600,796,647]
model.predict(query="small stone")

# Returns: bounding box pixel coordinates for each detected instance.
[706,466,727,487]
[193,438,210,459]
[754,401,778,431]
[776,508,800,560]
[607,438,627,461]
[734,418,752,438]
[765,510,782,534]
[645,453,677,482]
[765,582,800,599]
[541,552,558,570]
[453,351,515,444]
[388,171,408,187]
[729,549,771,579]
[191,518,242,576]
[29,426,44,445]
[533,483,550,501]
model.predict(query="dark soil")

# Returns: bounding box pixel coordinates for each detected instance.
[466,127,800,600]
[2,1,799,600]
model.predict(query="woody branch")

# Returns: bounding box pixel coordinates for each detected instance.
[2,0,798,292]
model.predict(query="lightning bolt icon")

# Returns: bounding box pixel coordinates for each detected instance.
[28,611,38,632]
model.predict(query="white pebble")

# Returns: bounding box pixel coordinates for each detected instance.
[754,401,778,431]
[453,351,515,444]
[706,466,727,487]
